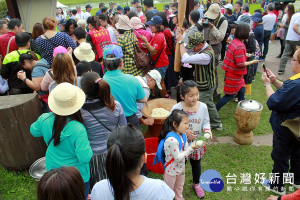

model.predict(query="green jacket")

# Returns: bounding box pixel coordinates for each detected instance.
[30,112,92,182]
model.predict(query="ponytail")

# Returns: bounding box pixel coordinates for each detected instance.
[87,16,101,30]
[96,79,116,111]
[19,51,38,66]
[106,125,145,200]
[159,109,188,142]
[195,23,203,32]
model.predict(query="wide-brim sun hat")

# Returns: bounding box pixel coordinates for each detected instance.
[204,3,221,19]
[251,12,263,23]
[115,15,132,30]
[74,42,95,62]
[48,82,86,116]
[130,17,144,29]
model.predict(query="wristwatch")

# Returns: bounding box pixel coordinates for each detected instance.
[178,40,183,45]
[22,77,27,83]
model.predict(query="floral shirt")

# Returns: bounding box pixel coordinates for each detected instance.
[164,136,193,176]
[117,30,144,76]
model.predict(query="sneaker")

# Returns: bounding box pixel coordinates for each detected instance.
[262,179,286,196]
[193,183,205,199]
[212,123,223,131]
[233,98,238,103]
[276,55,282,58]
[278,70,285,75]
[293,184,300,189]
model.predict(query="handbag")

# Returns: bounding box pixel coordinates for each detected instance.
[133,43,151,69]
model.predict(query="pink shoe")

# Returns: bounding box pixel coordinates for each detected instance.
[193,183,205,199]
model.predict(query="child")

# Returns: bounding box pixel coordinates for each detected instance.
[159,109,198,200]
[170,80,212,199]
[91,125,175,200]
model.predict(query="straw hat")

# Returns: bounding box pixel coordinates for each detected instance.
[74,42,95,62]
[115,15,132,30]
[48,83,86,116]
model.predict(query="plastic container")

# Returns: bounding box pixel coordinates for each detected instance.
[145,137,159,154]
[145,137,164,174]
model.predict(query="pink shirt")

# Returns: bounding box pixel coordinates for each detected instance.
[133,29,153,53]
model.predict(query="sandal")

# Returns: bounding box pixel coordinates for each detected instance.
[193,183,205,199]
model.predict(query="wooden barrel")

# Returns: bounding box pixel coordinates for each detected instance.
[0,93,47,170]
[142,98,177,138]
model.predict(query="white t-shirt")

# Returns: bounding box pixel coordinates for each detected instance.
[107,26,117,44]
[286,12,300,41]
[262,13,277,31]
[91,176,175,200]
[83,12,91,22]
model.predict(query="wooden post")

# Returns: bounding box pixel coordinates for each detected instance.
[5,0,20,19]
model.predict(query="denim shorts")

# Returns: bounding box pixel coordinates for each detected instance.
[155,66,168,79]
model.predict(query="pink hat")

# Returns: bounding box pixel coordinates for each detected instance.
[130,17,144,30]
[53,46,68,57]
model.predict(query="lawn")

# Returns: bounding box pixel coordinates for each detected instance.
[2,144,292,200]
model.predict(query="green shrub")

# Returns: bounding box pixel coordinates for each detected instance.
[0,0,8,19]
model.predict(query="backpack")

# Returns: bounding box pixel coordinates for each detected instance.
[217,16,231,43]
[153,132,187,170]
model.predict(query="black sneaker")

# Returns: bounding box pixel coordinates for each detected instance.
[278,70,285,75]
[276,55,282,58]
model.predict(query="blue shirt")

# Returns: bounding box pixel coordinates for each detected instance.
[32,58,50,96]
[103,70,145,117]
[95,10,102,16]
[253,24,264,44]
[224,14,237,25]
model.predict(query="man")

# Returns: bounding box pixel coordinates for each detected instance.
[74,27,86,46]
[99,14,117,43]
[169,3,178,30]
[278,12,300,75]
[136,69,162,125]
[1,32,41,95]
[194,0,200,11]
[76,6,84,20]
[96,3,105,16]
[201,4,228,98]
[0,18,23,59]
[130,0,140,15]
[69,9,78,21]
[116,5,123,14]
[103,44,147,129]
[59,19,67,32]
[237,3,251,21]
[83,4,92,22]
[177,32,222,130]
[234,1,243,18]
[163,5,171,22]
[144,0,158,14]
[101,7,108,15]
[261,3,276,61]
[123,6,131,15]
[137,5,143,18]
[0,20,8,36]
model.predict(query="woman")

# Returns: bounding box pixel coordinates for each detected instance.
[32,23,44,40]
[141,16,169,97]
[143,11,155,33]
[86,16,112,62]
[216,23,259,111]
[48,52,77,92]
[31,83,92,199]
[17,51,51,111]
[33,16,76,65]
[80,72,127,189]
[276,5,295,58]
[261,47,300,196]
[116,15,144,76]
[130,17,152,53]
[91,125,175,200]
[156,12,177,94]
[37,167,85,200]
[64,19,78,43]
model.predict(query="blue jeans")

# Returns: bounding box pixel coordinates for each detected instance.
[216,87,245,111]
[155,65,168,79]
[85,181,89,199]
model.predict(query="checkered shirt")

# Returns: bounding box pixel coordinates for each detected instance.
[117,31,144,76]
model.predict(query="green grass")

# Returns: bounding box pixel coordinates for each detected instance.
[0,167,37,200]
[149,144,285,200]
[214,67,274,137]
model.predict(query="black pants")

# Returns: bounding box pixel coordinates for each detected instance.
[190,158,202,184]
[271,125,300,190]
[262,30,271,59]
[126,113,140,130]
[181,65,195,81]
[279,39,285,56]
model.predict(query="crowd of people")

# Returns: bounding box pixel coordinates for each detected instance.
[0,0,299,199]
